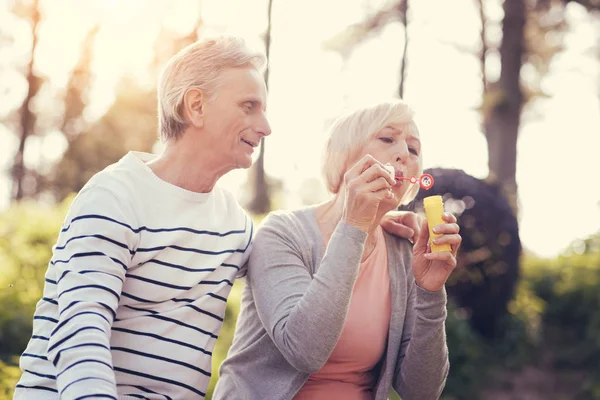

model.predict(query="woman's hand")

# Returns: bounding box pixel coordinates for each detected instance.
[341,154,396,233]
[381,211,422,244]
[412,213,462,292]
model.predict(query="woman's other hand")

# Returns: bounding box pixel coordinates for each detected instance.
[411,213,462,292]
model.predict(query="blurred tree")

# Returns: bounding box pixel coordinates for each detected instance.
[564,231,600,255]
[151,19,200,75]
[46,76,159,201]
[43,13,205,201]
[482,0,598,214]
[480,0,577,215]
[398,0,408,98]
[7,2,206,203]
[482,0,525,216]
[3,0,100,201]
[324,0,410,98]
[30,24,100,198]
[324,0,577,216]
[476,0,488,96]
[60,25,99,141]
[245,0,274,215]
[9,0,43,201]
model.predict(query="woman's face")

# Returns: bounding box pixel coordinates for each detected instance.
[351,122,422,208]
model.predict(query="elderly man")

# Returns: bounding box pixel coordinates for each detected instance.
[14,36,420,399]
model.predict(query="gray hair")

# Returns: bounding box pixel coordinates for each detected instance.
[322,99,423,206]
[157,36,266,141]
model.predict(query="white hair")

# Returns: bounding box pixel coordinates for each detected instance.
[322,99,423,205]
[157,36,266,141]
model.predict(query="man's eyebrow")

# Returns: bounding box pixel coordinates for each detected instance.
[241,97,266,111]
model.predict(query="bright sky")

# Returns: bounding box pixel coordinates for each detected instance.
[0,0,599,258]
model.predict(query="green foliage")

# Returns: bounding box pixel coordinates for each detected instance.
[523,242,600,398]
[526,252,600,367]
[0,359,21,399]
[440,281,543,400]
[0,199,74,399]
[0,197,73,359]
[439,301,489,400]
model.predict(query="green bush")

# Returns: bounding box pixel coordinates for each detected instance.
[440,278,543,400]
[0,199,75,399]
[440,301,488,400]
[0,359,21,399]
[523,246,600,399]
[0,198,73,359]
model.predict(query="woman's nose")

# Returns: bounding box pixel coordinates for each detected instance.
[395,143,409,164]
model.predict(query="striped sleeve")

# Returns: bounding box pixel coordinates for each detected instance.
[235,218,254,279]
[46,186,137,399]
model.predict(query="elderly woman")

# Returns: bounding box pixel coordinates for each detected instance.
[213,100,461,400]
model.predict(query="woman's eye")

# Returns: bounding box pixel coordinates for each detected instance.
[379,137,393,143]
[409,147,419,155]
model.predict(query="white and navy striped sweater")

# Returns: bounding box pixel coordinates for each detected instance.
[14,152,253,399]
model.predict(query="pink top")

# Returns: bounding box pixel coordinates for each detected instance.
[293,227,392,400]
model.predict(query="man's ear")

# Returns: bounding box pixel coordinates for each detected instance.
[182,88,205,129]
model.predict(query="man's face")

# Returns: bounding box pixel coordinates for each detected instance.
[201,67,271,170]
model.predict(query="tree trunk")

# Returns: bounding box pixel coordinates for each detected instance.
[398,0,408,98]
[61,25,99,140]
[484,0,525,216]
[12,0,41,201]
[247,0,273,215]
[477,0,488,95]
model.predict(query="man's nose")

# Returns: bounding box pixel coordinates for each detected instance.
[257,113,271,137]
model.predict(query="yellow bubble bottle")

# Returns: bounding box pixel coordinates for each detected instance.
[423,195,452,253]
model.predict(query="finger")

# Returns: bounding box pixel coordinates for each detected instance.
[359,163,396,186]
[432,223,460,235]
[364,176,392,193]
[373,187,394,201]
[424,251,457,268]
[413,217,422,240]
[451,234,462,254]
[442,212,457,224]
[401,212,421,236]
[398,212,420,243]
[431,234,462,247]
[383,210,410,219]
[344,154,385,183]
[381,220,415,242]
[451,240,461,255]
[362,184,394,198]
[413,219,429,254]
[431,229,462,256]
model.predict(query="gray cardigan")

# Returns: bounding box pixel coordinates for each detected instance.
[213,207,449,400]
